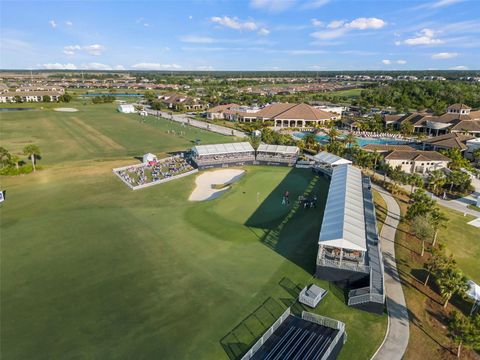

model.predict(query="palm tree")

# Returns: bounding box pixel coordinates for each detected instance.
[344,132,356,151]
[447,311,480,358]
[446,170,464,192]
[23,144,41,172]
[0,146,11,168]
[430,208,448,247]
[10,154,21,170]
[408,173,424,194]
[473,148,480,163]
[435,265,469,308]
[427,169,446,195]
[423,245,447,286]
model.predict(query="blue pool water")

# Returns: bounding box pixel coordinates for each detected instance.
[292,132,411,147]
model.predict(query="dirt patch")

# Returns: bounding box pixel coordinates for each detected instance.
[189,169,245,201]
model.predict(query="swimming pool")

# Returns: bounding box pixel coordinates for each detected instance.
[292,132,411,147]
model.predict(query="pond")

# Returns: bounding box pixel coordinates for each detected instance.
[0,107,35,112]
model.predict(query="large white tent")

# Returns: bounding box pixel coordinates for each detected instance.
[257,144,299,155]
[318,165,366,251]
[192,142,254,156]
[313,152,352,167]
[467,280,480,314]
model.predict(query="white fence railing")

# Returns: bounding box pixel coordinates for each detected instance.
[112,156,198,190]
[240,308,291,360]
[301,312,347,360]
[317,258,370,273]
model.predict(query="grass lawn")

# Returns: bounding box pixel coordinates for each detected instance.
[437,206,480,283]
[392,195,480,360]
[0,103,232,165]
[1,164,385,360]
[326,88,363,98]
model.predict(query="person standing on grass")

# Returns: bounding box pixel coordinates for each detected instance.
[285,190,290,205]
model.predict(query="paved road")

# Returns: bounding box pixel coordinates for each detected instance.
[372,186,410,360]
[145,109,247,138]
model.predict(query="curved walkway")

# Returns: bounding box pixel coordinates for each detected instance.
[371,187,410,360]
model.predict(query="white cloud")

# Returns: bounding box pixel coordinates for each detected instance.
[250,0,296,12]
[211,16,259,31]
[131,63,182,70]
[311,28,347,40]
[188,15,193,20]
[397,28,444,46]
[311,17,386,40]
[65,21,73,26]
[327,20,345,29]
[179,35,216,44]
[449,65,468,70]
[49,20,57,28]
[301,0,330,9]
[431,0,464,8]
[42,63,77,70]
[311,19,323,27]
[382,59,407,65]
[63,44,105,56]
[40,62,125,70]
[345,17,386,30]
[432,52,458,59]
[197,65,214,71]
[258,28,270,36]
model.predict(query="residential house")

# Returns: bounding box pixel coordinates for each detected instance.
[384,150,450,174]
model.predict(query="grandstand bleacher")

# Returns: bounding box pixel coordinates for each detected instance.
[248,314,344,360]
[191,142,255,169]
[255,144,299,166]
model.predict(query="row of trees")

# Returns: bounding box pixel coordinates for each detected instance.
[91,95,115,104]
[0,145,41,175]
[357,81,480,113]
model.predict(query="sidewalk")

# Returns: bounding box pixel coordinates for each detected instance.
[371,186,410,360]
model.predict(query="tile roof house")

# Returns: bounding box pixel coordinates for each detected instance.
[157,93,206,111]
[238,103,336,128]
[422,132,475,151]
[384,150,450,174]
[383,104,480,136]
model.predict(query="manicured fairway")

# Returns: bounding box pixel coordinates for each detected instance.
[1,163,385,360]
[0,103,231,165]
[1,103,386,359]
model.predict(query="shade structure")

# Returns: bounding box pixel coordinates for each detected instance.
[192,142,254,156]
[319,165,366,251]
[313,151,352,166]
[257,144,299,155]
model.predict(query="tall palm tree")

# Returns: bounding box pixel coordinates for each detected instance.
[344,132,356,150]
[0,146,11,168]
[23,144,41,172]
[408,173,424,194]
[427,170,446,195]
[430,208,448,247]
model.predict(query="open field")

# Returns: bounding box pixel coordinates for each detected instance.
[0,103,231,165]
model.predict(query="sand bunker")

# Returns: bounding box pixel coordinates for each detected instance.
[54,107,78,112]
[189,169,245,201]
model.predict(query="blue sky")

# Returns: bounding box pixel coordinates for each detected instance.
[1,0,479,71]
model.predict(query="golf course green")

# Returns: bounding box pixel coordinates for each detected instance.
[0,104,386,359]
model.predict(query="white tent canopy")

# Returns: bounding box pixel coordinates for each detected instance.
[193,142,254,156]
[143,153,157,163]
[257,144,299,155]
[319,165,366,251]
[467,280,480,314]
[313,151,352,166]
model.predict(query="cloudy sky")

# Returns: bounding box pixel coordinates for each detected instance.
[1,0,479,71]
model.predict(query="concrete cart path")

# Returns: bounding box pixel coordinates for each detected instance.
[372,186,410,360]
